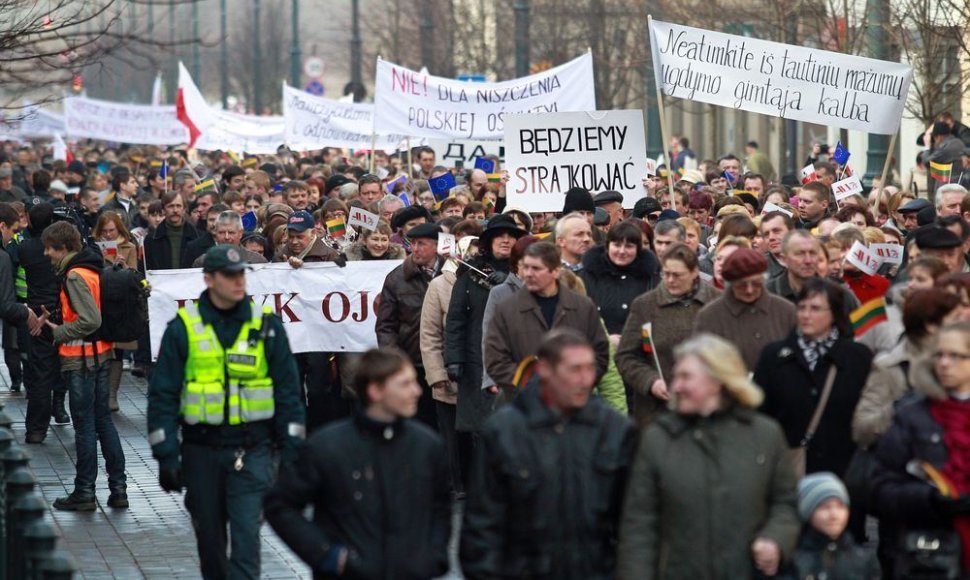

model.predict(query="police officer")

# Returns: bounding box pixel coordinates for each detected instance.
[147,244,305,579]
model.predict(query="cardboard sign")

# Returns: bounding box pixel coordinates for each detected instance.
[437,233,456,256]
[348,207,379,231]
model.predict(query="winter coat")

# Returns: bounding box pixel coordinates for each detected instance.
[694,288,797,371]
[421,270,458,405]
[445,255,506,432]
[376,256,440,366]
[777,528,881,580]
[597,324,629,415]
[181,231,214,269]
[852,337,926,448]
[143,220,200,271]
[766,273,861,314]
[344,242,406,262]
[460,386,636,580]
[264,414,451,580]
[100,195,138,228]
[481,273,524,391]
[483,283,610,392]
[754,332,873,477]
[616,403,800,580]
[615,281,721,426]
[273,236,342,263]
[579,244,660,335]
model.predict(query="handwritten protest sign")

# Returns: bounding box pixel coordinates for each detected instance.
[374,53,595,140]
[348,207,379,231]
[64,97,187,145]
[504,110,647,213]
[282,85,409,151]
[648,19,913,134]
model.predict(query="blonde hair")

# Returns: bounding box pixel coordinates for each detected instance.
[674,333,763,408]
[715,235,752,255]
[862,226,886,245]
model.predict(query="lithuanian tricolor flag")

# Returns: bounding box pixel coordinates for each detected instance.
[641,322,654,354]
[486,173,503,183]
[194,178,218,194]
[512,356,538,390]
[326,218,346,238]
[929,161,953,184]
[850,297,888,337]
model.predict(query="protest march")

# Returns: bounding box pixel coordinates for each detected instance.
[4,11,970,580]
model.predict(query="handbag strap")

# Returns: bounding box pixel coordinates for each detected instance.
[800,365,837,447]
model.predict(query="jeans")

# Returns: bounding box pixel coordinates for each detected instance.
[65,361,126,495]
[183,442,273,580]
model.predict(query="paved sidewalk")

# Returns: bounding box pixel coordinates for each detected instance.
[0,371,312,579]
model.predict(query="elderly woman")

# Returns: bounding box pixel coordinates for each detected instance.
[616,243,720,426]
[617,333,799,579]
[580,220,661,339]
[871,321,970,578]
[711,235,752,289]
[344,221,405,261]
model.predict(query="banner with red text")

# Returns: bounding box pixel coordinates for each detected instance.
[147,261,400,357]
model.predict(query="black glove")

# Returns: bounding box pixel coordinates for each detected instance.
[487,271,508,286]
[446,364,462,383]
[931,492,970,518]
[317,544,347,575]
[334,254,348,268]
[159,468,183,493]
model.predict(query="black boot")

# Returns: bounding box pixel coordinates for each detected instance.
[53,492,96,511]
[52,392,70,426]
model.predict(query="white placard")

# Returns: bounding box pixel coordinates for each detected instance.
[845,241,880,275]
[437,233,456,256]
[832,174,864,201]
[504,109,647,213]
[374,53,596,140]
[282,84,409,151]
[195,110,286,154]
[348,207,379,231]
[761,201,793,217]
[871,243,903,265]
[64,97,187,145]
[147,261,400,358]
[649,19,913,134]
[645,158,657,177]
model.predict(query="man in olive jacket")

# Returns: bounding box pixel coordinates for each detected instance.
[462,329,635,580]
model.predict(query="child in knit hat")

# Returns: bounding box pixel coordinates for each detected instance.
[777,472,880,579]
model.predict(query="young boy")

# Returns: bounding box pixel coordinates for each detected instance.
[264,347,451,578]
[781,472,880,579]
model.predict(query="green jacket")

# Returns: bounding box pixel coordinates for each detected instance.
[147,290,305,470]
[596,321,628,415]
[617,404,799,580]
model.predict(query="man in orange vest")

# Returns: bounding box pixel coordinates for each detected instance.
[38,221,127,511]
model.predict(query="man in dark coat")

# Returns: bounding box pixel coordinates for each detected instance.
[445,215,525,433]
[265,347,451,580]
[462,329,636,580]
[181,204,228,268]
[143,191,199,271]
[376,222,443,429]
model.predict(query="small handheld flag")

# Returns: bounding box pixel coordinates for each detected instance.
[929,161,953,184]
[641,322,654,354]
[194,178,218,194]
[512,356,538,390]
[850,297,888,337]
[833,142,851,166]
[241,211,258,232]
[326,218,347,238]
[429,172,456,201]
[800,164,818,185]
[486,173,503,183]
[398,191,412,207]
[722,170,738,186]
[385,174,407,194]
[474,157,496,174]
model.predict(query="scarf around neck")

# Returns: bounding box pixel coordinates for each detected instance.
[796,327,839,371]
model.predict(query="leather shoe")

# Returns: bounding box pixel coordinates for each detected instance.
[24,433,44,444]
[53,492,96,511]
[107,493,129,508]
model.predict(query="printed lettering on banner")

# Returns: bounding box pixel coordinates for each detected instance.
[504,109,647,213]
[374,53,596,140]
[147,262,401,357]
[430,140,505,165]
[871,243,903,265]
[348,207,379,231]
[845,241,880,275]
[832,175,864,201]
[282,84,410,151]
[648,19,913,134]
[64,97,188,145]
[437,233,456,256]
[761,201,793,217]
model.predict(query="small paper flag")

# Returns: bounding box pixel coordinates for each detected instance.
[429,172,456,201]
[326,218,346,238]
[929,161,953,184]
[833,142,851,165]
[241,211,258,232]
[474,157,496,174]
[641,322,654,354]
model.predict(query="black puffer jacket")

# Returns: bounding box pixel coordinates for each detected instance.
[264,414,451,580]
[579,244,660,335]
[777,528,880,580]
[460,386,636,580]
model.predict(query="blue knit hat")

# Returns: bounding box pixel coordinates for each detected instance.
[798,472,849,521]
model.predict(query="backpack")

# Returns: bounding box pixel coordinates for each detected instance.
[65,263,151,344]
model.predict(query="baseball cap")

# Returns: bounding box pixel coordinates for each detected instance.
[286,210,315,232]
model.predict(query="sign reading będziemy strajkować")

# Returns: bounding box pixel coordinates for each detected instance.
[648,19,913,134]
[504,110,647,213]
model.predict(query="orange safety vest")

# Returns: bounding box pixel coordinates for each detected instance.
[58,267,113,358]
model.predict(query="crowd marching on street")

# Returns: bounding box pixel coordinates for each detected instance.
[2,43,970,580]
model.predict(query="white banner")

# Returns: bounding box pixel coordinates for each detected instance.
[504,110,647,213]
[374,53,596,140]
[282,84,409,151]
[147,261,400,358]
[64,96,187,145]
[648,19,913,134]
[195,109,286,154]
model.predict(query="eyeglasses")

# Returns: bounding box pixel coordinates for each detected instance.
[934,351,970,361]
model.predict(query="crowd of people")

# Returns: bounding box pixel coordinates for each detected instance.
[0,112,969,579]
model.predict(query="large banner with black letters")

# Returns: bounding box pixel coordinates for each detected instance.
[648,19,913,134]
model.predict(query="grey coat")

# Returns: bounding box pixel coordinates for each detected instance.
[694,288,797,371]
[480,273,524,391]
